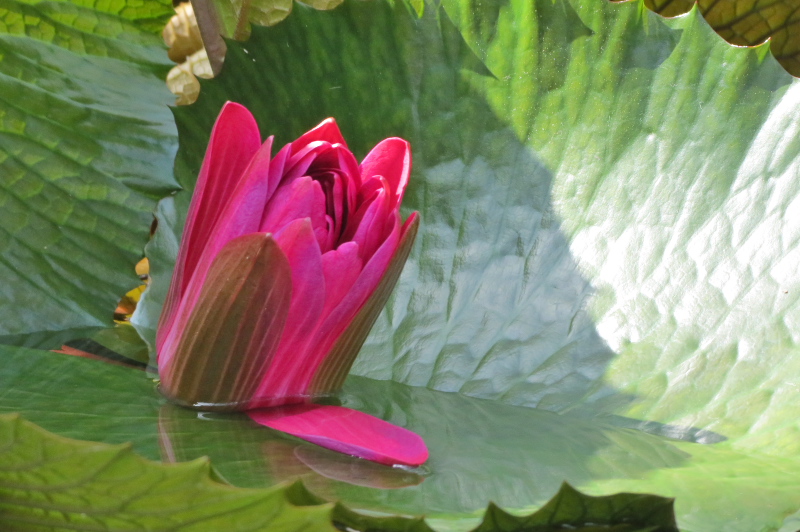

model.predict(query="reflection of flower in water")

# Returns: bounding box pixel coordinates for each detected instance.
[261,440,425,495]
[157,404,425,493]
[293,445,425,490]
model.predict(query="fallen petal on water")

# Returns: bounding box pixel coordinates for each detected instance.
[248,404,429,467]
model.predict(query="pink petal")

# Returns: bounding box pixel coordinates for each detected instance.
[291,118,347,152]
[345,180,394,262]
[260,176,327,236]
[254,218,326,403]
[307,145,361,223]
[293,216,400,392]
[312,171,345,248]
[307,213,419,396]
[207,137,275,247]
[283,141,333,182]
[248,404,428,466]
[267,143,291,200]
[359,138,411,207]
[160,136,275,360]
[157,102,261,354]
[321,242,362,317]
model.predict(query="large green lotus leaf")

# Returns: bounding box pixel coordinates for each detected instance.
[0,411,336,532]
[0,0,178,335]
[3,344,795,532]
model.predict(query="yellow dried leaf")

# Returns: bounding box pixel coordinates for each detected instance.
[163,2,204,63]
[166,48,214,105]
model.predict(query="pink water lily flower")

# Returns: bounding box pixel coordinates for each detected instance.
[155,102,426,466]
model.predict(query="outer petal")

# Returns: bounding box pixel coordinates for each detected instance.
[159,233,293,410]
[248,404,428,466]
[359,138,411,207]
[291,118,347,152]
[157,102,261,353]
[309,213,419,395]
[253,218,326,404]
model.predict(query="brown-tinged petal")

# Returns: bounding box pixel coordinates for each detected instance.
[159,233,292,410]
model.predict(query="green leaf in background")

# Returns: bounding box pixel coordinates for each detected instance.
[190,0,346,75]
[205,0,343,40]
[0,0,178,335]
[472,483,677,532]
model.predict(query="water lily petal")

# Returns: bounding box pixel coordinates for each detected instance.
[266,142,291,201]
[260,176,327,236]
[160,233,293,410]
[345,179,394,262]
[283,141,334,181]
[248,404,428,467]
[160,136,275,358]
[295,214,401,393]
[157,102,261,353]
[254,218,326,404]
[321,242,362,317]
[310,213,419,395]
[359,138,411,207]
[291,118,347,151]
[307,145,361,227]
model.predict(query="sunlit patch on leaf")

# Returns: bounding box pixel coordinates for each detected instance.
[163,1,205,63]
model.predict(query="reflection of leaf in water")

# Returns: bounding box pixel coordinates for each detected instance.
[472,482,678,532]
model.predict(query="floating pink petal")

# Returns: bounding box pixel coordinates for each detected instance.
[248,404,429,467]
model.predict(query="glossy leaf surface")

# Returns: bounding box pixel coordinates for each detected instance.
[0,0,178,335]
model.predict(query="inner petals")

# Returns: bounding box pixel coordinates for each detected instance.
[260,176,326,237]
[342,177,394,262]
[314,171,346,245]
